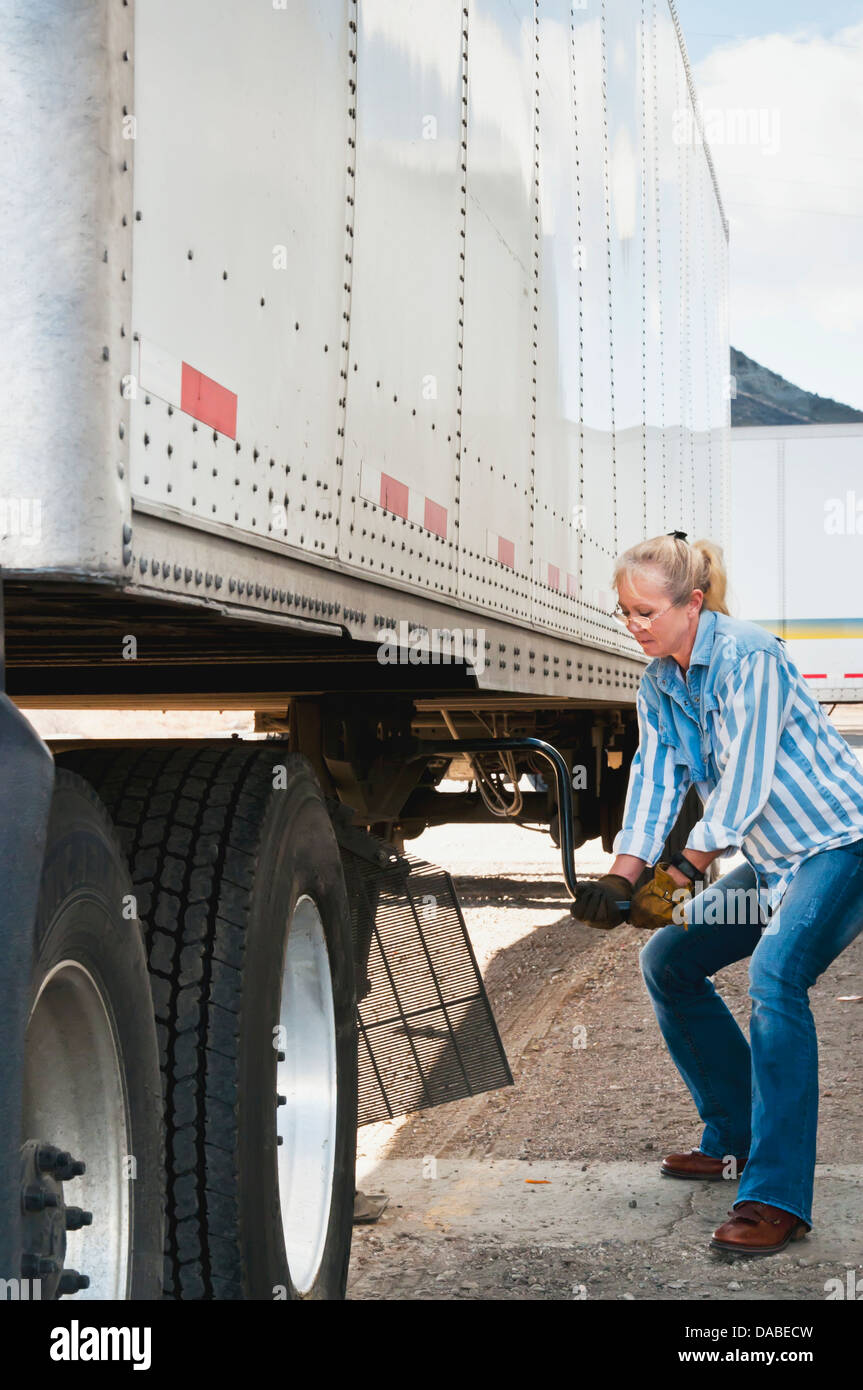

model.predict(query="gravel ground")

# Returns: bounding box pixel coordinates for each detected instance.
[349,707,863,1301]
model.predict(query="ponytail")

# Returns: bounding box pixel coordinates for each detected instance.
[611,533,731,614]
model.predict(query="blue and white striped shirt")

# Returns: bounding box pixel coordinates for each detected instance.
[612,606,863,918]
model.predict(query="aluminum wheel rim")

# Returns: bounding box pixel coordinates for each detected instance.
[23,960,131,1299]
[277,894,338,1294]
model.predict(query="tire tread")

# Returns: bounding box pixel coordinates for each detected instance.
[58,742,296,1299]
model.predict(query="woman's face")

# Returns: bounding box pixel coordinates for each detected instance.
[616,567,702,657]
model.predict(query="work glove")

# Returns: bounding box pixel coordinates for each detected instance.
[629,861,693,930]
[570,873,634,929]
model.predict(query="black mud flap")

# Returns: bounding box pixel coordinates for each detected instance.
[336,823,513,1126]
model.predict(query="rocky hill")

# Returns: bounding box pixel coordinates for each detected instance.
[730,347,863,426]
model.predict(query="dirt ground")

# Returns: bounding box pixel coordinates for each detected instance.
[348,707,863,1301]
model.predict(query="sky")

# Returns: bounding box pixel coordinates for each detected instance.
[675,1,863,409]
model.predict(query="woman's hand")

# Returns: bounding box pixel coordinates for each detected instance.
[629,862,692,930]
[571,873,636,929]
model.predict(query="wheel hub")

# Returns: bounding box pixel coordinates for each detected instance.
[23,959,131,1299]
[276,894,338,1295]
[20,1139,91,1298]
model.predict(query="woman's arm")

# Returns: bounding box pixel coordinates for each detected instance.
[610,846,723,889]
[609,851,648,885]
[686,648,793,856]
[611,680,692,869]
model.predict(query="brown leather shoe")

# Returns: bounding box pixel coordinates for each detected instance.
[710,1200,810,1256]
[660,1148,747,1181]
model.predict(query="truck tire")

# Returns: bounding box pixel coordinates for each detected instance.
[57,743,358,1301]
[23,771,163,1299]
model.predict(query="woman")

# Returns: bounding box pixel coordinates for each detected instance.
[572,532,863,1256]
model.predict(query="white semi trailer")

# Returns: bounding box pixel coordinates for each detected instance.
[730,423,863,704]
[0,0,729,1299]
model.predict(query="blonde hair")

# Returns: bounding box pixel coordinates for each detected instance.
[611,534,731,615]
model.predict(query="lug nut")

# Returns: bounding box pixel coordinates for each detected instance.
[277,1051,286,1062]
[22,1185,59,1212]
[57,1269,90,1297]
[276,1094,286,1106]
[35,1145,67,1173]
[21,1253,58,1278]
[55,1158,86,1181]
[65,1207,93,1231]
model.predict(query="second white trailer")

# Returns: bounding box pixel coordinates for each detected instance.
[730,423,863,703]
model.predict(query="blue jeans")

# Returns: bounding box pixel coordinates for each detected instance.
[639,839,863,1228]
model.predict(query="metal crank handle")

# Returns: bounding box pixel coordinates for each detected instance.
[407,735,632,913]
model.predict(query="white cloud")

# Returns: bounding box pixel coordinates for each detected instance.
[692,23,863,407]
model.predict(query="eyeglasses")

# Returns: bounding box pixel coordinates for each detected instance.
[611,601,677,632]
